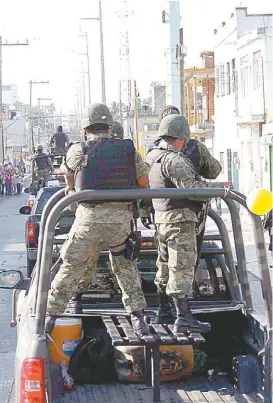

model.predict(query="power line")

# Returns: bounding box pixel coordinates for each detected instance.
[115,1,134,120]
[0,37,29,162]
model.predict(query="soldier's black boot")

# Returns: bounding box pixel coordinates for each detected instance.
[65,293,83,314]
[173,298,211,334]
[131,310,150,336]
[154,291,175,324]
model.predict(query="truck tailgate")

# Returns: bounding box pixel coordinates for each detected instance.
[59,377,263,403]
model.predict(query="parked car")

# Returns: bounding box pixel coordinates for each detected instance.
[20,186,74,277]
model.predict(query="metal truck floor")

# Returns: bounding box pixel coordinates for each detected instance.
[59,376,263,403]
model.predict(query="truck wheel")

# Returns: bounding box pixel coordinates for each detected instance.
[232,354,262,394]
[27,259,36,278]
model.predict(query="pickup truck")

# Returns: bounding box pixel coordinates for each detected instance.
[1,188,271,403]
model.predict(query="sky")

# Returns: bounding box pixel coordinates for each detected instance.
[0,0,271,113]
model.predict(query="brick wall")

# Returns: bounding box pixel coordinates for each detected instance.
[201,52,215,68]
[202,77,215,120]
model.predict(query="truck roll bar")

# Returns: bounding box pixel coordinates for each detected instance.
[33,188,272,335]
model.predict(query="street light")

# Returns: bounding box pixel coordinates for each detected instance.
[79,33,91,105]
[80,0,106,104]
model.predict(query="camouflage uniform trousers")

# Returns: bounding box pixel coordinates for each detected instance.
[34,168,51,183]
[47,204,146,315]
[76,255,141,294]
[155,221,197,298]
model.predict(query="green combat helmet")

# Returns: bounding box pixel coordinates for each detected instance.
[112,120,124,139]
[158,114,190,140]
[82,103,114,129]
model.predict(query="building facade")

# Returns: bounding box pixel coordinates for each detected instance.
[184,52,215,155]
[152,85,166,116]
[2,84,18,106]
[214,7,272,193]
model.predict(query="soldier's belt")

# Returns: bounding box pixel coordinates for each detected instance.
[83,202,133,211]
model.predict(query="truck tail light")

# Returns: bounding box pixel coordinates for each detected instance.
[27,223,36,243]
[20,358,46,403]
[140,240,155,248]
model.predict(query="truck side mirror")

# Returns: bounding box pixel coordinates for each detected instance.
[19,206,31,215]
[0,270,23,289]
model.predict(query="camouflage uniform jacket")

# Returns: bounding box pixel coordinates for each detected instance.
[185,140,221,180]
[145,141,221,224]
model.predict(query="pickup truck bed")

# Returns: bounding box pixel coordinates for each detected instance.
[60,376,263,403]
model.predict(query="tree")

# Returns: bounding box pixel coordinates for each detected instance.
[47,103,56,114]
[110,101,119,120]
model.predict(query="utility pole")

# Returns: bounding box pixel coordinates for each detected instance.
[133,80,139,152]
[0,36,3,163]
[29,80,49,152]
[80,0,106,104]
[115,1,133,121]
[98,1,106,104]
[79,33,91,105]
[37,97,52,148]
[0,37,29,163]
[179,28,186,116]
[119,79,122,124]
[81,69,86,109]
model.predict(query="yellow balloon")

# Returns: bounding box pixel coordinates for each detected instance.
[246,188,273,216]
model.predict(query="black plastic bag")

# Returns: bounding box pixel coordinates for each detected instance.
[68,328,116,384]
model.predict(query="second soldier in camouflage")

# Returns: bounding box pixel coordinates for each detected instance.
[145,114,221,334]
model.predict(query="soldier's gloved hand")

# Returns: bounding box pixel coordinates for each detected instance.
[141,216,153,229]
[138,199,153,221]
[65,186,75,196]
[139,199,153,209]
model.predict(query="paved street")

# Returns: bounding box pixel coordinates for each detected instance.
[0,192,271,403]
[0,191,28,403]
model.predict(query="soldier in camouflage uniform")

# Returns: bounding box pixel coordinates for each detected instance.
[145,114,222,334]
[159,105,221,179]
[142,107,222,324]
[112,120,124,139]
[31,145,53,188]
[46,103,150,336]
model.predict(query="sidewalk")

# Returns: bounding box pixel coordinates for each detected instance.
[206,207,272,278]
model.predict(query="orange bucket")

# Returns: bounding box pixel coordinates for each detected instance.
[48,318,82,366]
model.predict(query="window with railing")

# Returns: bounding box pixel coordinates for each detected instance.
[253,51,262,89]
[220,65,225,96]
[240,56,249,98]
[226,62,231,95]
[215,67,220,97]
[231,58,236,93]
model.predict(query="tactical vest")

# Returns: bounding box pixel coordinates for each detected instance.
[145,148,202,213]
[75,138,136,201]
[53,133,66,149]
[34,153,49,170]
